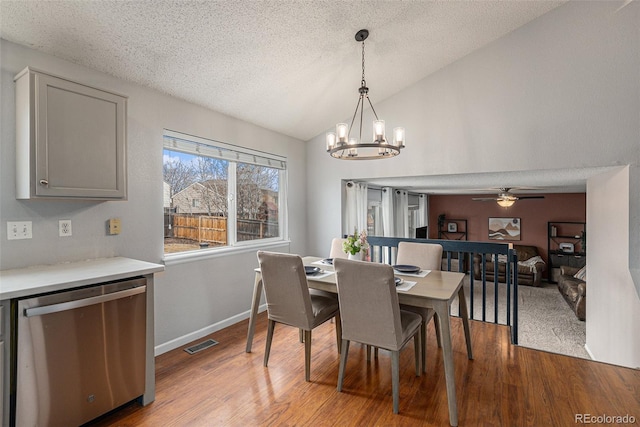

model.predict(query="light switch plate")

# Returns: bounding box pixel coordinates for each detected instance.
[7,221,32,240]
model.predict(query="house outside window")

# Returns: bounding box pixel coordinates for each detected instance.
[163,130,286,255]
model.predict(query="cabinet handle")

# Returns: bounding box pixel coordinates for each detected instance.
[39,179,48,186]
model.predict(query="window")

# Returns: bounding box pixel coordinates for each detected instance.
[163,130,286,255]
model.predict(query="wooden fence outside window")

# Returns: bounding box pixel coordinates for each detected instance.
[166,213,278,245]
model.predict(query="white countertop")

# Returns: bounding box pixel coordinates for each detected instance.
[0,257,165,300]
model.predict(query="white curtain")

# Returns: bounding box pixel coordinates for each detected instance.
[394,189,410,238]
[417,194,428,228]
[344,181,368,235]
[381,187,394,237]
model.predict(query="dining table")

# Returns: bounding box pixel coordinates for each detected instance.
[245,256,473,427]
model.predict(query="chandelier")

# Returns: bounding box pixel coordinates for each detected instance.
[326,29,405,160]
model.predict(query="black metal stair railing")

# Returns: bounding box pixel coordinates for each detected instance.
[366,236,519,344]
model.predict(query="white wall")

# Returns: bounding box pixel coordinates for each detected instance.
[587,167,640,367]
[0,40,307,351]
[306,2,639,368]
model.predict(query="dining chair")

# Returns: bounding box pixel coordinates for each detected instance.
[329,237,349,259]
[257,251,342,382]
[334,258,422,414]
[396,241,443,372]
[300,237,345,344]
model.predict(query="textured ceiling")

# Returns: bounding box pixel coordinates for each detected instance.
[0,0,565,142]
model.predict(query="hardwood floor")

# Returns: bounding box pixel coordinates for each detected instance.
[89,313,639,426]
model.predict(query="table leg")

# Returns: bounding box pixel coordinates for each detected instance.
[457,287,473,360]
[245,273,263,353]
[434,301,458,427]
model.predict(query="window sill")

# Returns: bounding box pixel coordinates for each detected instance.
[163,239,291,266]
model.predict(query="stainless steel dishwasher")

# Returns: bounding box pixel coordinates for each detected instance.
[14,277,147,426]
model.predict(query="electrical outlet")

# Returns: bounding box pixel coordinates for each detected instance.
[59,220,72,237]
[7,221,32,240]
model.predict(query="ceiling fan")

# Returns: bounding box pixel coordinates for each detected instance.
[472,188,545,207]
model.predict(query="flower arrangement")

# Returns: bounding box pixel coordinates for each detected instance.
[343,228,369,257]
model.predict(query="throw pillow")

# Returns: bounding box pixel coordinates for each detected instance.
[574,266,587,281]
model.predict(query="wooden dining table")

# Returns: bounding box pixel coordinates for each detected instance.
[245,256,473,427]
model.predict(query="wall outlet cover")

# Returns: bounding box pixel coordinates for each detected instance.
[59,220,72,237]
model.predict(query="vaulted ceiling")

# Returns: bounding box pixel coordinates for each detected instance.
[0,0,565,142]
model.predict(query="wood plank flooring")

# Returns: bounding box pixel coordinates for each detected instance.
[89,313,639,426]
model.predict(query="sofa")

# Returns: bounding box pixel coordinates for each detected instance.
[557,265,586,321]
[473,244,546,287]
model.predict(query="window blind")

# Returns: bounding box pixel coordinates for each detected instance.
[163,130,287,170]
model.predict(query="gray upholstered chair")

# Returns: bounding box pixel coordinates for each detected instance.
[396,241,442,372]
[334,258,422,414]
[329,237,349,259]
[257,251,342,382]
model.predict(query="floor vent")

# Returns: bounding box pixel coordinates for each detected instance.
[184,339,219,355]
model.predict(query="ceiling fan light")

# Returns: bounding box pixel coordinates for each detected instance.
[497,199,516,207]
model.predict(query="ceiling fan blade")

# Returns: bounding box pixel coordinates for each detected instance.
[517,196,545,199]
[472,197,498,202]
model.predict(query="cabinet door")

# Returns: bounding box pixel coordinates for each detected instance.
[16,69,127,200]
[36,72,126,198]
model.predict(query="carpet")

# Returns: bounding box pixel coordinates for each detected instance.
[450,276,589,360]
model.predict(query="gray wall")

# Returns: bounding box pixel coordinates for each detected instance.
[0,40,307,351]
[305,2,639,368]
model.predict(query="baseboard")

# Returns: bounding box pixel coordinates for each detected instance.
[584,343,595,360]
[155,304,267,356]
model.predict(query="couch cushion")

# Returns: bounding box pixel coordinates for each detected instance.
[563,283,581,303]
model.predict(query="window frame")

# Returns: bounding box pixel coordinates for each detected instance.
[163,130,288,263]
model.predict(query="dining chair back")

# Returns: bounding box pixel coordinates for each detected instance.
[334,258,421,413]
[396,241,443,270]
[257,251,341,381]
[395,241,443,372]
[329,238,349,259]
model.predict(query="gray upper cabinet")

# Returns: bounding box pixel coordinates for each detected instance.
[15,67,127,200]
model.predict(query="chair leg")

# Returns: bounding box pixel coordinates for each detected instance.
[434,315,442,348]
[366,345,371,362]
[391,350,400,414]
[421,321,427,373]
[304,330,312,382]
[334,313,342,354]
[415,329,422,377]
[264,320,276,367]
[337,339,350,392]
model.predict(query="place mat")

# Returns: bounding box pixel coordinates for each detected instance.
[396,280,417,292]
[306,270,334,280]
[395,269,431,278]
[255,266,333,280]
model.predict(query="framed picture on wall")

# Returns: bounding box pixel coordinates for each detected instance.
[488,217,521,241]
[447,222,457,232]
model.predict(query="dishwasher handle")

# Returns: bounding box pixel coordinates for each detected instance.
[24,285,146,317]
